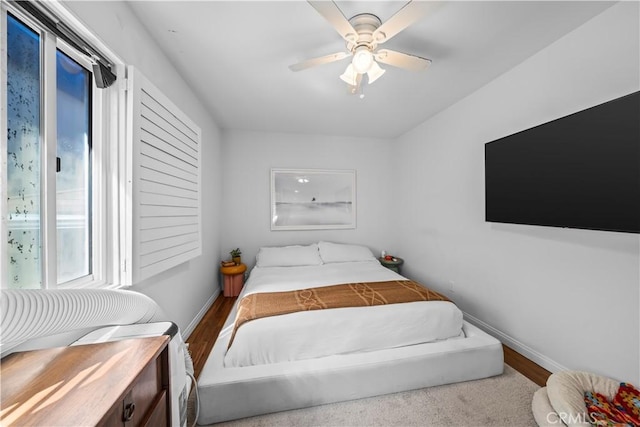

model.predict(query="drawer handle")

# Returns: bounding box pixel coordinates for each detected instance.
[123,403,136,421]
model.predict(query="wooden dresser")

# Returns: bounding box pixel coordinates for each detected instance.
[0,336,170,426]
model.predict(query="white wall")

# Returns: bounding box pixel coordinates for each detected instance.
[393,2,639,383]
[65,1,223,335]
[220,130,395,271]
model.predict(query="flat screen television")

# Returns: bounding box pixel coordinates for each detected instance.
[485,91,639,234]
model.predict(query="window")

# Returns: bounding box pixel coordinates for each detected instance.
[6,13,43,288]
[2,2,198,290]
[56,49,92,284]
[2,5,118,289]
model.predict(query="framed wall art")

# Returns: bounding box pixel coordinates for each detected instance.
[270,169,356,231]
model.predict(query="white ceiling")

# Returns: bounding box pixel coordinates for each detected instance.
[127,1,613,139]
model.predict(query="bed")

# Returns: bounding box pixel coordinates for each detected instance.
[197,242,503,424]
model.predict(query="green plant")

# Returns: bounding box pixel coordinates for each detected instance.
[229,248,242,258]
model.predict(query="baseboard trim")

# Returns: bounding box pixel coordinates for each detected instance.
[183,289,220,339]
[464,312,568,374]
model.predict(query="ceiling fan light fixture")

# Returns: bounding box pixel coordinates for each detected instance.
[366,61,386,84]
[339,63,358,86]
[352,46,373,74]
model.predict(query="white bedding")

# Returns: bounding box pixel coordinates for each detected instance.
[224,260,464,367]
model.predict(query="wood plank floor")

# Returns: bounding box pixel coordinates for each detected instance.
[187,293,551,386]
[503,344,551,386]
[186,295,236,379]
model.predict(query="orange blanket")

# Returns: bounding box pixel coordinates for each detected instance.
[229,280,450,348]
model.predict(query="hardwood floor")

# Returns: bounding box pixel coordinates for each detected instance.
[186,295,236,379]
[187,294,551,386]
[503,344,551,386]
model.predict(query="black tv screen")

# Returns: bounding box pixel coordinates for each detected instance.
[485,91,640,234]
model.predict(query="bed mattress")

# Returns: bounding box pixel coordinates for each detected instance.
[197,261,504,424]
[225,261,463,367]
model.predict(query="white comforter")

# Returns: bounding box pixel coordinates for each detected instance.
[224,261,463,367]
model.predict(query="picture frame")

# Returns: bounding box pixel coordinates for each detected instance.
[271,168,356,231]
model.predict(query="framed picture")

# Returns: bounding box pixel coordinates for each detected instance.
[271,169,356,231]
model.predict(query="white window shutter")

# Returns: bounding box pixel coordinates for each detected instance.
[124,67,202,286]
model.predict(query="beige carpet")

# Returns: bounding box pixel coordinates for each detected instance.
[192,365,540,426]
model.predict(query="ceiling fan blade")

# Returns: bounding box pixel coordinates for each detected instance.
[289,52,350,72]
[308,1,358,43]
[375,49,432,71]
[372,1,431,44]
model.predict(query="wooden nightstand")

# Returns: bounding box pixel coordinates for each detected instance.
[379,257,404,274]
[221,263,247,297]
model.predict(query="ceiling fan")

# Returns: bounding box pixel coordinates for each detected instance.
[289,1,432,94]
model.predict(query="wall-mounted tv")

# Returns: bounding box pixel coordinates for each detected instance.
[485,91,639,234]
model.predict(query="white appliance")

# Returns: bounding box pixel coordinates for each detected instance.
[72,322,193,427]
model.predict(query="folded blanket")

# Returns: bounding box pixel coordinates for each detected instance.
[585,382,640,426]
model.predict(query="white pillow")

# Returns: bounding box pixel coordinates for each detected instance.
[317,241,376,263]
[256,244,323,267]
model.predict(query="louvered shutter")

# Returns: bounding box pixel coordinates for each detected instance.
[124,67,202,285]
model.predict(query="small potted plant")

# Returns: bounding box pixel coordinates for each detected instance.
[230,248,242,265]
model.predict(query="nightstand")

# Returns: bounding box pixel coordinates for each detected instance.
[379,257,404,274]
[221,263,246,297]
